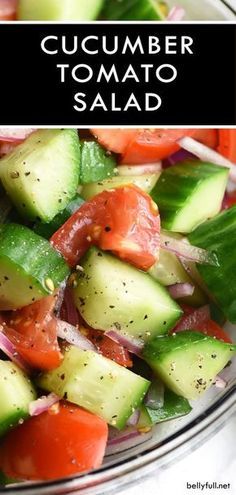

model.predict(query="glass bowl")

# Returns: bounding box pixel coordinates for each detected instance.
[1,324,235,494]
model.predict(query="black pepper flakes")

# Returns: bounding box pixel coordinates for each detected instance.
[10,171,20,179]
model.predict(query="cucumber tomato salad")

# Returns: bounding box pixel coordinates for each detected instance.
[0,128,235,484]
[0,0,183,21]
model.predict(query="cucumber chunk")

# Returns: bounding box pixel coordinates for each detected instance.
[73,247,182,341]
[34,193,84,239]
[18,0,104,20]
[151,161,229,233]
[149,248,207,306]
[0,129,80,222]
[81,174,160,200]
[103,0,165,20]
[0,224,69,310]
[138,389,192,428]
[80,141,116,184]
[0,360,36,436]
[189,206,236,322]
[143,331,235,400]
[37,345,150,429]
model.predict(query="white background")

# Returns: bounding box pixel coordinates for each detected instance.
[120,413,236,495]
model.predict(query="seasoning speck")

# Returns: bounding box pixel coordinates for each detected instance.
[10,171,20,179]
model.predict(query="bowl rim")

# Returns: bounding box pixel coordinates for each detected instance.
[2,382,235,495]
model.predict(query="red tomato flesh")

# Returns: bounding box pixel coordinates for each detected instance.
[222,191,236,210]
[193,129,218,149]
[218,129,236,163]
[92,129,218,165]
[4,296,62,370]
[120,129,196,164]
[172,305,231,343]
[84,327,133,368]
[51,185,160,271]
[0,402,108,481]
[90,129,138,154]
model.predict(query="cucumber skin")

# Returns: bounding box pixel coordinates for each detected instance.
[103,0,165,20]
[143,331,235,361]
[0,129,80,223]
[189,206,236,323]
[151,161,229,232]
[80,141,116,185]
[0,224,69,301]
[0,472,18,486]
[138,389,191,428]
[143,332,235,399]
[34,194,84,239]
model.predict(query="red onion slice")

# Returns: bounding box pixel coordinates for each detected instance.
[29,393,60,417]
[167,6,185,21]
[213,375,227,389]
[54,281,67,316]
[105,330,144,355]
[168,282,194,299]
[161,233,218,267]
[163,149,196,167]
[174,305,210,332]
[179,137,236,182]
[60,287,80,327]
[107,430,141,447]
[0,330,29,373]
[56,320,96,351]
[0,141,18,156]
[0,128,35,142]
[117,163,162,176]
[144,380,164,410]
[106,428,152,456]
[126,409,140,426]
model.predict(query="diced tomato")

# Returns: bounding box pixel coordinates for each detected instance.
[218,130,236,163]
[196,319,232,344]
[193,129,218,149]
[91,129,218,165]
[120,129,218,164]
[51,185,160,271]
[84,327,133,367]
[0,0,17,20]
[119,129,194,164]
[0,402,108,481]
[90,129,138,154]
[4,296,62,370]
[222,191,236,210]
[172,304,231,343]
